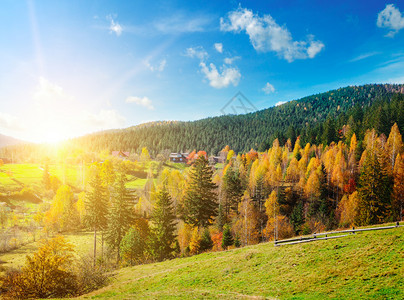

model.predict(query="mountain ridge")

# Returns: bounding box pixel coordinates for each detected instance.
[0,134,24,148]
[68,83,404,154]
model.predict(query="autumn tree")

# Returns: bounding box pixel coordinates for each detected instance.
[149,186,177,261]
[264,190,279,240]
[337,191,359,227]
[386,123,403,171]
[140,147,151,162]
[106,173,136,264]
[234,192,259,246]
[47,185,79,232]
[1,236,77,299]
[392,154,404,221]
[182,156,217,228]
[189,227,202,255]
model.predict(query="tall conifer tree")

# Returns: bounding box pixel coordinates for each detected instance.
[85,166,109,266]
[149,186,177,261]
[182,156,218,228]
[356,151,390,225]
[106,173,136,264]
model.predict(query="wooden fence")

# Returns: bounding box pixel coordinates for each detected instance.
[274,222,402,246]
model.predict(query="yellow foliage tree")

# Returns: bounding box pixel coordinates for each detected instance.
[177,221,193,255]
[1,236,77,299]
[387,123,403,171]
[233,192,259,246]
[264,190,293,240]
[189,227,202,255]
[337,191,359,227]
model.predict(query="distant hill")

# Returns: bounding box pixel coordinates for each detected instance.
[69,84,404,155]
[0,134,24,148]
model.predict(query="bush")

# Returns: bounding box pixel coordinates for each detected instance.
[0,236,110,299]
[75,255,110,294]
[0,236,77,299]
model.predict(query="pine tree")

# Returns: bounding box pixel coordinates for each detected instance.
[106,173,136,264]
[149,186,177,261]
[355,151,390,225]
[234,235,241,247]
[290,201,304,234]
[199,228,213,252]
[222,165,243,222]
[120,227,146,265]
[221,224,233,250]
[182,156,218,228]
[85,166,109,266]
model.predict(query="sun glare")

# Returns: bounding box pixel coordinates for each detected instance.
[28,119,75,144]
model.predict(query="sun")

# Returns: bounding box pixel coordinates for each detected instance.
[28,119,75,144]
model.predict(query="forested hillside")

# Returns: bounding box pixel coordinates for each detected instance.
[68,84,404,155]
[1,84,404,162]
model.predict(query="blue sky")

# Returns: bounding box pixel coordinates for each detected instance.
[1,0,404,142]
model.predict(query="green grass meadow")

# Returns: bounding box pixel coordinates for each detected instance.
[79,226,403,300]
[0,231,95,272]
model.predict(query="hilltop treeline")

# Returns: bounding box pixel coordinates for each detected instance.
[68,84,404,155]
[1,84,403,162]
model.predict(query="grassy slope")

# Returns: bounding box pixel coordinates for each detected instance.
[0,232,95,271]
[81,226,403,300]
[0,163,81,190]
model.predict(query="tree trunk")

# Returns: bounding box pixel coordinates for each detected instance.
[93,227,97,267]
[101,231,104,261]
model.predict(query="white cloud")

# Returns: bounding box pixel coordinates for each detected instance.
[377,4,404,37]
[220,6,324,62]
[214,43,223,53]
[262,82,275,94]
[126,96,154,110]
[349,52,380,62]
[154,14,212,34]
[185,46,209,61]
[0,112,25,132]
[199,62,241,89]
[107,15,123,36]
[275,101,286,106]
[307,38,325,58]
[33,76,73,105]
[145,59,167,72]
[224,56,240,64]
